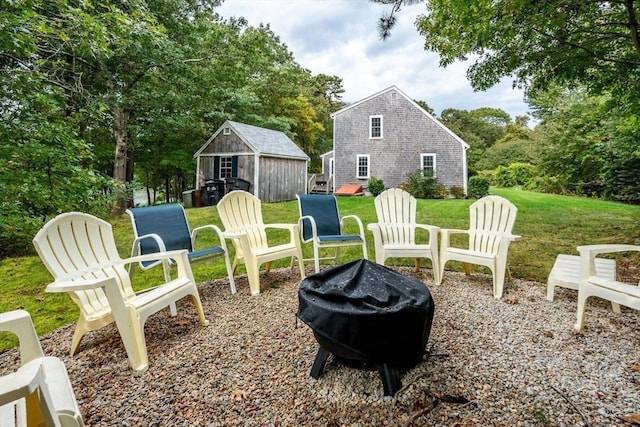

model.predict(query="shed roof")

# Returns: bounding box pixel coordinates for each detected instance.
[194,120,310,160]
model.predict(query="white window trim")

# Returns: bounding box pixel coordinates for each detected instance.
[223,127,231,135]
[421,153,437,178]
[356,154,370,179]
[369,115,383,139]
[219,156,233,179]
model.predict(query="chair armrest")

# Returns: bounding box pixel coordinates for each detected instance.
[265,223,300,243]
[414,223,440,234]
[298,215,318,242]
[340,215,366,237]
[126,249,190,266]
[578,244,640,280]
[264,223,298,231]
[0,310,44,364]
[577,244,640,257]
[191,224,229,252]
[440,228,469,248]
[129,233,167,258]
[415,224,440,245]
[45,277,118,293]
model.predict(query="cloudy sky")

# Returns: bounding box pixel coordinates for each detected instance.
[216,0,531,120]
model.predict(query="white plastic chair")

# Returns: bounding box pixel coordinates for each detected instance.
[575,244,640,332]
[367,189,440,281]
[0,310,83,427]
[217,191,305,295]
[32,212,209,372]
[296,194,368,273]
[438,195,520,298]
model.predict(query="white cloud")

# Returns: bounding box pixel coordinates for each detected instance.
[216,0,531,119]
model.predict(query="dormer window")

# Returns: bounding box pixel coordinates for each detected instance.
[370,115,383,139]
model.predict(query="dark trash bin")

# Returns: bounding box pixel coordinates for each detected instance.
[297,259,435,396]
[225,177,251,193]
[203,179,225,205]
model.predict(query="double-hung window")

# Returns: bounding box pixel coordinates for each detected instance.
[421,153,436,177]
[370,115,383,139]
[356,154,370,179]
[219,156,233,179]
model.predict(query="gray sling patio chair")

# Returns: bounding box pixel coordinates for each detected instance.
[296,194,368,273]
[127,204,236,309]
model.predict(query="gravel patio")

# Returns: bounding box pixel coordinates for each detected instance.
[1,266,638,426]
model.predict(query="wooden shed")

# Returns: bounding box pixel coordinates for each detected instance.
[194,121,310,202]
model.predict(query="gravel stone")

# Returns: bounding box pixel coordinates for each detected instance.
[1,266,638,426]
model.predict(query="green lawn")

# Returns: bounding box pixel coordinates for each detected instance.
[1,187,639,351]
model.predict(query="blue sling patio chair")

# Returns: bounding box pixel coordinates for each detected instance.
[296,194,368,273]
[127,204,236,314]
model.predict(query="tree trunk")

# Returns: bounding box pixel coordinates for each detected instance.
[112,105,130,215]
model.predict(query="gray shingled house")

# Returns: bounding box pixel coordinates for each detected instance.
[321,86,469,194]
[194,121,310,202]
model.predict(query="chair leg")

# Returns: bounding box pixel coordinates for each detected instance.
[190,292,210,327]
[162,261,177,317]
[245,259,261,296]
[313,244,321,273]
[69,323,86,357]
[437,259,446,285]
[463,262,471,276]
[224,253,237,294]
[574,293,590,332]
[361,241,368,260]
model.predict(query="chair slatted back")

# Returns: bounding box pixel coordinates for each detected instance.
[33,213,135,318]
[127,204,193,254]
[468,196,517,254]
[297,194,341,241]
[373,189,417,245]
[217,191,268,251]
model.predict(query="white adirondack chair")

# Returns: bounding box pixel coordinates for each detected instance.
[438,195,520,299]
[296,194,368,273]
[0,310,83,427]
[367,189,440,281]
[32,212,209,372]
[574,244,640,332]
[217,191,305,295]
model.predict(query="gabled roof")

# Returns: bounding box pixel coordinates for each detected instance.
[194,120,310,160]
[330,85,469,149]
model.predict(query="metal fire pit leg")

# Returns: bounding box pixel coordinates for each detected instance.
[376,364,403,397]
[310,347,330,379]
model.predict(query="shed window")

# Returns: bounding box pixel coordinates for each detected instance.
[223,127,231,135]
[356,154,370,179]
[421,153,436,177]
[220,156,233,178]
[370,115,383,139]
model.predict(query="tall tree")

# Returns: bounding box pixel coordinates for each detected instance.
[374,0,640,111]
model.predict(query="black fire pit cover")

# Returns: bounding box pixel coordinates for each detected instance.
[298,259,435,368]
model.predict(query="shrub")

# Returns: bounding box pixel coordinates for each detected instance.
[468,175,490,198]
[433,184,448,199]
[449,186,466,199]
[367,177,385,196]
[492,163,538,188]
[405,170,437,199]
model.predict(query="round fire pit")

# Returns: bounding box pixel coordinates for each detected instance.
[297,259,435,396]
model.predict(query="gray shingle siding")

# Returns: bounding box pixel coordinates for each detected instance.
[332,87,467,192]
